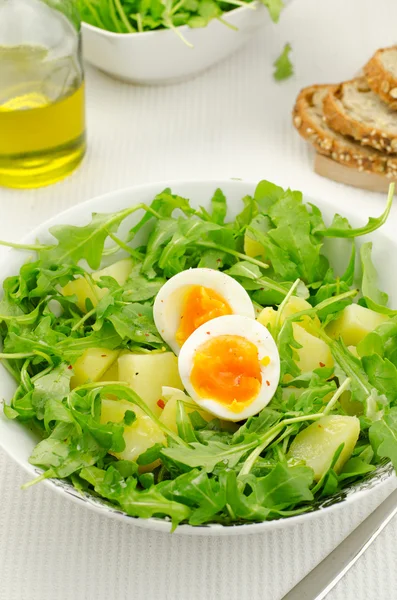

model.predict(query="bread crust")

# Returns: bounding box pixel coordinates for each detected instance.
[323,78,397,154]
[292,84,397,178]
[364,47,397,110]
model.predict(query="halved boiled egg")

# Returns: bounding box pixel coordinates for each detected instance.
[153,268,255,355]
[178,314,280,421]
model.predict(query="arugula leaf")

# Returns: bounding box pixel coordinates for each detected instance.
[360,242,389,309]
[80,465,191,528]
[369,408,397,470]
[107,303,162,346]
[262,0,284,23]
[316,184,394,238]
[31,363,73,420]
[41,207,139,270]
[203,188,227,225]
[362,355,397,404]
[266,190,328,283]
[161,438,258,473]
[122,265,165,302]
[273,43,293,81]
[161,469,226,525]
[137,443,165,465]
[277,319,301,379]
[176,400,198,443]
[338,457,375,482]
[252,462,314,508]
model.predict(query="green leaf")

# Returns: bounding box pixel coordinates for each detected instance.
[122,265,165,302]
[41,208,138,270]
[338,457,376,482]
[267,190,328,283]
[369,408,397,470]
[161,469,226,525]
[254,463,314,508]
[208,188,227,225]
[362,354,397,404]
[316,184,394,238]
[176,400,198,443]
[31,363,73,420]
[137,442,165,465]
[107,303,162,346]
[360,242,388,308]
[273,43,293,81]
[262,0,284,22]
[161,439,257,473]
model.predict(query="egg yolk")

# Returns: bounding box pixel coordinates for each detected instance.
[176,285,232,347]
[190,335,262,412]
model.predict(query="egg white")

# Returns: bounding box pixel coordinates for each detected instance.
[178,314,280,421]
[153,268,255,355]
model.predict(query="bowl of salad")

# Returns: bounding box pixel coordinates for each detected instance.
[78,0,284,84]
[0,178,396,535]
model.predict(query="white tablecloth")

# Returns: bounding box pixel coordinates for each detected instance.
[1,1,397,598]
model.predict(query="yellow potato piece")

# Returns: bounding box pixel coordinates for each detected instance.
[93,258,133,287]
[244,233,266,260]
[100,399,165,467]
[62,277,98,313]
[71,348,120,388]
[257,306,277,329]
[61,258,133,313]
[118,352,183,417]
[101,398,133,424]
[257,298,320,333]
[326,303,388,346]
[292,324,334,372]
[99,360,119,382]
[159,396,213,433]
[288,415,360,481]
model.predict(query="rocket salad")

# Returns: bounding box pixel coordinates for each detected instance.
[1,179,397,530]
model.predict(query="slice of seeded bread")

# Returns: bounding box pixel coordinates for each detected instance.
[323,78,397,153]
[364,46,397,110]
[292,84,397,178]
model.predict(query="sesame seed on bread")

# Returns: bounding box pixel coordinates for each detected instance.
[323,78,397,153]
[292,84,397,178]
[364,46,397,110]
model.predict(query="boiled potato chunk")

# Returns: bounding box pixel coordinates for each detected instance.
[244,234,265,260]
[71,348,120,388]
[100,399,165,465]
[101,398,133,424]
[93,258,133,286]
[288,415,360,481]
[62,277,98,313]
[118,352,183,417]
[99,360,119,382]
[62,258,133,313]
[292,324,334,372]
[257,297,320,332]
[326,303,388,346]
[159,394,212,433]
[257,306,277,329]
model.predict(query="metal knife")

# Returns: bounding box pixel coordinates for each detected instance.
[281,486,397,600]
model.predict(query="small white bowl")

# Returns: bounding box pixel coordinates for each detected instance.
[0,179,395,535]
[81,5,267,85]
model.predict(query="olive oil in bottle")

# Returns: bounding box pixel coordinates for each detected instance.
[0,1,86,189]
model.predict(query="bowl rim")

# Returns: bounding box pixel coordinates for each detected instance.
[0,177,395,536]
[80,3,258,39]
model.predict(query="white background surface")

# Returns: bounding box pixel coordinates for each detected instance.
[1,0,397,598]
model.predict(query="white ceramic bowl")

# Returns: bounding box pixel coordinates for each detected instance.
[81,5,268,84]
[0,180,395,535]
